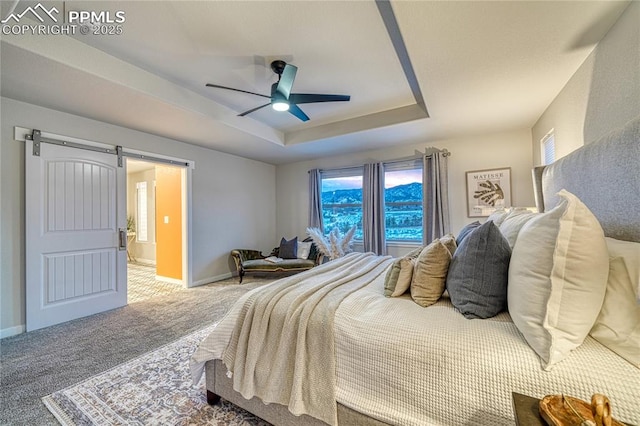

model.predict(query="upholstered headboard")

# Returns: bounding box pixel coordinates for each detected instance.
[532,115,640,243]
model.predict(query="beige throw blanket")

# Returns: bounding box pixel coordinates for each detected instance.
[222,252,392,426]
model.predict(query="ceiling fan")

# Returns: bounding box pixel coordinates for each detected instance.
[206,60,350,122]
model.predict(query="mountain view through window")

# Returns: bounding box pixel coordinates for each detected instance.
[321,168,423,241]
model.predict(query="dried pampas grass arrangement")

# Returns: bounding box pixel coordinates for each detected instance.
[306,226,357,261]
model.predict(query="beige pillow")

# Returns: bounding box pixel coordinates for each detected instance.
[590,238,640,368]
[499,211,538,249]
[383,246,423,297]
[383,259,402,297]
[390,258,415,297]
[405,246,424,259]
[440,234,457,256]
[411,237,455,307]
[508,190,608,370]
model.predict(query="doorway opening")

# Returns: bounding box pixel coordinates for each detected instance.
[126,159,186,303]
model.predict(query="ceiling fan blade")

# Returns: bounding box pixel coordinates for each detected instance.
[206,84,270,99]
[288,104,310,122]
[276,64,297,99]
[289,93,351,104]
[238,103,271,117]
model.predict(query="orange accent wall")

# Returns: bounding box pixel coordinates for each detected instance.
[155,165,182,280]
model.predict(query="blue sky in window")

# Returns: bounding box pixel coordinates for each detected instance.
[385,169,421,188]
[322,169,421,192]
[322,176,362,192]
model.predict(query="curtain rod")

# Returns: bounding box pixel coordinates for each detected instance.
[308,148,451,173]
[425,148,451,157]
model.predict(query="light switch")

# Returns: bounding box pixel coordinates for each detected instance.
[164,216,169,224]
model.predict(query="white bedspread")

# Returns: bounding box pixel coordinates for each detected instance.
[192,257,640,426]
[335,275,640,425]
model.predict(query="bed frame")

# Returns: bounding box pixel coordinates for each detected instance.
[204,115,640,425]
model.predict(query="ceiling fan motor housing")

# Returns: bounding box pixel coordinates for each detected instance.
[270,60,287,76]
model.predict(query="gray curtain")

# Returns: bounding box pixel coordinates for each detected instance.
[423,152,451,244]
[363,162,386,255]
[308,169,324,230]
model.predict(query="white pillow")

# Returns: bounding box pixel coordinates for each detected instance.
[486,208,509,227]
[508,190,608,370]
[499,211,538,249]
[297,241,312,259]
[590,238,640,369]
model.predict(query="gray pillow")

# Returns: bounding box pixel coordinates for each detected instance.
[279,237,298,259]
[456,221,481,246]
[446,221,511,319]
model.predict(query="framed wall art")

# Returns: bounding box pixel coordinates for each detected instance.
[465,167,512,217]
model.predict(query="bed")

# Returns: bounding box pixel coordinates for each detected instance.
[191,115,640,426]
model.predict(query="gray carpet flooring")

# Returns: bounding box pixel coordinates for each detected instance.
[0,276,275,425]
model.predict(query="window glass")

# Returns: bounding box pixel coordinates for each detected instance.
[321,172,363,239]
[320,162,424,243]
[384,167,423,242]
[136,181,148,242]
[541,132,555,165]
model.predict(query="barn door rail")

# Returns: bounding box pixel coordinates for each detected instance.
[26,129,191,169]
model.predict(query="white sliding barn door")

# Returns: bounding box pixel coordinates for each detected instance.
[26,140,127,331]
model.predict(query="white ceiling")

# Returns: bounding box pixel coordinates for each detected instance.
[0,1,629,165]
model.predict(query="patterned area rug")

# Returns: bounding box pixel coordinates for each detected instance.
[43,325,271,425]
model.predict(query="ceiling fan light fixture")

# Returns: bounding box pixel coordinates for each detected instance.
[206,60,350,121]
[272,101,290,112]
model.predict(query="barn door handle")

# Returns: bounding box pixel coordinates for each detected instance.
[119,228,127,251]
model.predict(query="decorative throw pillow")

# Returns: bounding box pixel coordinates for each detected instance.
[405,246,424,259]
[411,237,456,307]
[590,238,640,369]
[384,255,416,297]
[297,241,312,259]
[384,246,425,297]
[499,211,538,249]
[384,259,403,297]
[508,190,608,370]
[440,234,457,256]
[392,258,415,297]
[456,221,481,246]
[303,237,319,263]
[486,208,509,227]
[446,220,511,319]
[279,237,298,259]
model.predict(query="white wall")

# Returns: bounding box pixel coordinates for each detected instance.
[0,97,276,335]
[276,128,534,255]
[127,167,157,264]
[532,2,640,164]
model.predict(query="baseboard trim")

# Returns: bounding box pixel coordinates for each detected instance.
[1,324,25,339]
[191,272,233,287]
[155,275,184,285]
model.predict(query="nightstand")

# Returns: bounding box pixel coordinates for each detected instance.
[512,392,546,426]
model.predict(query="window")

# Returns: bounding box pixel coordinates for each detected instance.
[384,162,423,242]
[136,181,148,242]
[320,161,424,243]
[321,168,363,240]
[541,131,555,165]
